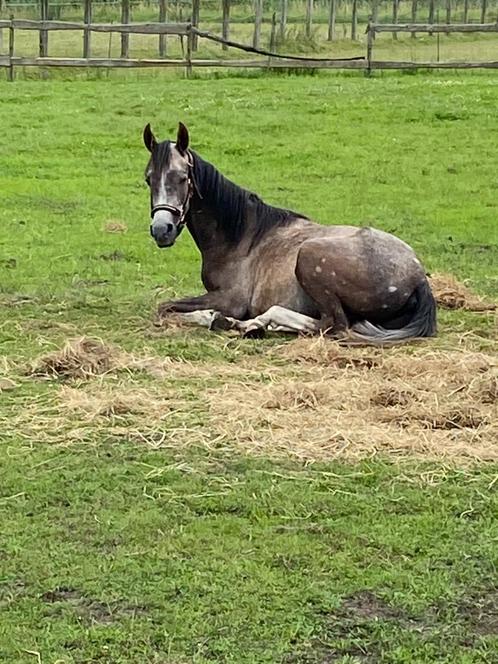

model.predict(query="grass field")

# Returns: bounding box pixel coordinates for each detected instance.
[0,71,497,663]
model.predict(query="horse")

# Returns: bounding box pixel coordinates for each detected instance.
[143,122,437,341]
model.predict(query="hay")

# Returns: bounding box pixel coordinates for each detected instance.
[429,273,496,311]
[29,337,120,379]
[59,384,175,421]
[208,341,498,464]
[103,220,128,233]
[0,377,17,391]
[13,334,498,466]
[27,336,272,383]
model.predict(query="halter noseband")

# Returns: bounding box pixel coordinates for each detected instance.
[150,152,195,227]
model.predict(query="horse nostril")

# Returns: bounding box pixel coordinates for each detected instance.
[150,225,154,237]
[165,222,174,234]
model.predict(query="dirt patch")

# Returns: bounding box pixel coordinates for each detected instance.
[41,586,147,625]
[340,591,410,623]
[99,250,131,262]
[458,589,498,636]
[428,273,496,312]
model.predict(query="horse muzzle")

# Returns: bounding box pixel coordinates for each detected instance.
[150,211,178,248]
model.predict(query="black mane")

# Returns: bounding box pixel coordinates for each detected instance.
[151,140,302,246]
[191,150,301,245]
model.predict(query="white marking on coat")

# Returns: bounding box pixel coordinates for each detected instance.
[388,286,397,293]
[321,257,326,263]
[315,266,322,273]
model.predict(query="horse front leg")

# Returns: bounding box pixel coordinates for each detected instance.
[211,306,320,338]
[158,292,248,322]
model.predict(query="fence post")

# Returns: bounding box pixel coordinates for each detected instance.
[39,0,48,57]
[463,0,469,22]
[269,10,276,49]
[392,0,398,39]
[0,0,3,54]
[8,13,14,81]
[185,23,192,77]
[191,0,199,50]
[222,0,230,50]
[480,0,487,23]
[305,0,313,38]
[159,0,167,56]
[327,0,336,40]
[83,0,92,58]
[253,0,262,49]
[351,0,358,39]
[446,0,451,23]
[372,0,379,23]
[280,0,287,40]
[366,17,374,75]
[411,0,417,38]
[120,0,129,58]
[428,0,435,35]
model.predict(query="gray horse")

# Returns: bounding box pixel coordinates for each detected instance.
[144,122,436,341]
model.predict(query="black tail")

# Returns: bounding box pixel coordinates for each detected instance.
[349,279,437,343]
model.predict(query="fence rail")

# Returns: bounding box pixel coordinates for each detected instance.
[2,16,498,79]
[0,17,189,31]
[371,20,498,31]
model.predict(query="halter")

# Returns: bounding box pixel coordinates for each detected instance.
[150,151,196,227]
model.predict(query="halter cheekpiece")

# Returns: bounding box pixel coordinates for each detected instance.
[150,151,195,227]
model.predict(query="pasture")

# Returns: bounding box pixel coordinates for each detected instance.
[0,71,497,663]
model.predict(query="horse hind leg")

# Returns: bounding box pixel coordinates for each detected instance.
[295,246,349,336]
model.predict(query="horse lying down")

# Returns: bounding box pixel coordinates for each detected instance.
[144,122,437,342]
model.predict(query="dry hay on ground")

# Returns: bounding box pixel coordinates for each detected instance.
[26,336,264,383]
[103,220,128,233]
[429,273,496,312]
[9,334,498,465]
[60,384,175,420]
[28,337,121,379]
[208,338,498,464]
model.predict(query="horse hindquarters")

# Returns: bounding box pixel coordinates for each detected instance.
[295,235,436,340]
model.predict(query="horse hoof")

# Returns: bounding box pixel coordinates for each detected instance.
[209,313,235,332]
[157,302,175,317]
[242,326,266,339]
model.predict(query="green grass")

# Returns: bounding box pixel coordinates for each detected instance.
[0,72,497,663]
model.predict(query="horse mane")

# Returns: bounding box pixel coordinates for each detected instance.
[190,150,302,246]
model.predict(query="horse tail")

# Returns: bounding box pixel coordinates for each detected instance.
[348,278,437,343]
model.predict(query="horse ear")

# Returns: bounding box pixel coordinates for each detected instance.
[143,123,157,152]
[176,122,189,155]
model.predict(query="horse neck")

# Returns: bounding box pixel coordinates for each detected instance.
[187,154,247,245]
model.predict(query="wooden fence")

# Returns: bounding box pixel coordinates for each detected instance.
[366,20,498,70]
[1,16,498,78]
[2,0,497,46]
